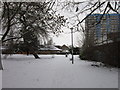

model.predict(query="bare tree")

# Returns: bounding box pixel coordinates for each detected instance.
[1,1,66,59]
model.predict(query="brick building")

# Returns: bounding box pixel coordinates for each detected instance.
[82,14,120,67]
[85,14,120,46]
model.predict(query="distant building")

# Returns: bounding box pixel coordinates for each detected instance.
[55,45,62,49]
[85,14,120,47]
[38,45,62,54]
[61,45,69,53]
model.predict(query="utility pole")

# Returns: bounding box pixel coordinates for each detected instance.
[70,27,74,64]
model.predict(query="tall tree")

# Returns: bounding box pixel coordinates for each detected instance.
[1,2,66,59]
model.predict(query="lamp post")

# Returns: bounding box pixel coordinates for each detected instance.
[70,27,74,64]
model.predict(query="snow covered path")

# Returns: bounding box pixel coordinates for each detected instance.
[2,54,118,88]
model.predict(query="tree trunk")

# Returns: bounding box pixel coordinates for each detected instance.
[0,54,3,70]
[29,47,40,59]
[2,3,11,41]
[33,52,40,59]
[0,41,3,70]
[27,50,29,56]
[0,61,3,70]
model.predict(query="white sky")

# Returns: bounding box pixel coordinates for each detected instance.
[52,31,80,46]
[52,27,81,47]
[51,0,86,47]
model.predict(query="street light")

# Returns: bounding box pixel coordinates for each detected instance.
[70,27,74,64]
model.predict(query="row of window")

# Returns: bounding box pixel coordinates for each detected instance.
[87,15,119,19]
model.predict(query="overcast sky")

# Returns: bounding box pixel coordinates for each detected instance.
[52,29,80,47]
[51,0,86,47]
[51,0,99,47]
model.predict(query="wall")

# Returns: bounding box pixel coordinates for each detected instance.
[81,41,120,67]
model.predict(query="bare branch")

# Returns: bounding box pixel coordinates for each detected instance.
[77,1,106,25]
[108,2,119,14]
[2,36,22,43]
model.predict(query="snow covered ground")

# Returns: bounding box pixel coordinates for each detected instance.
[2,54,118,88]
